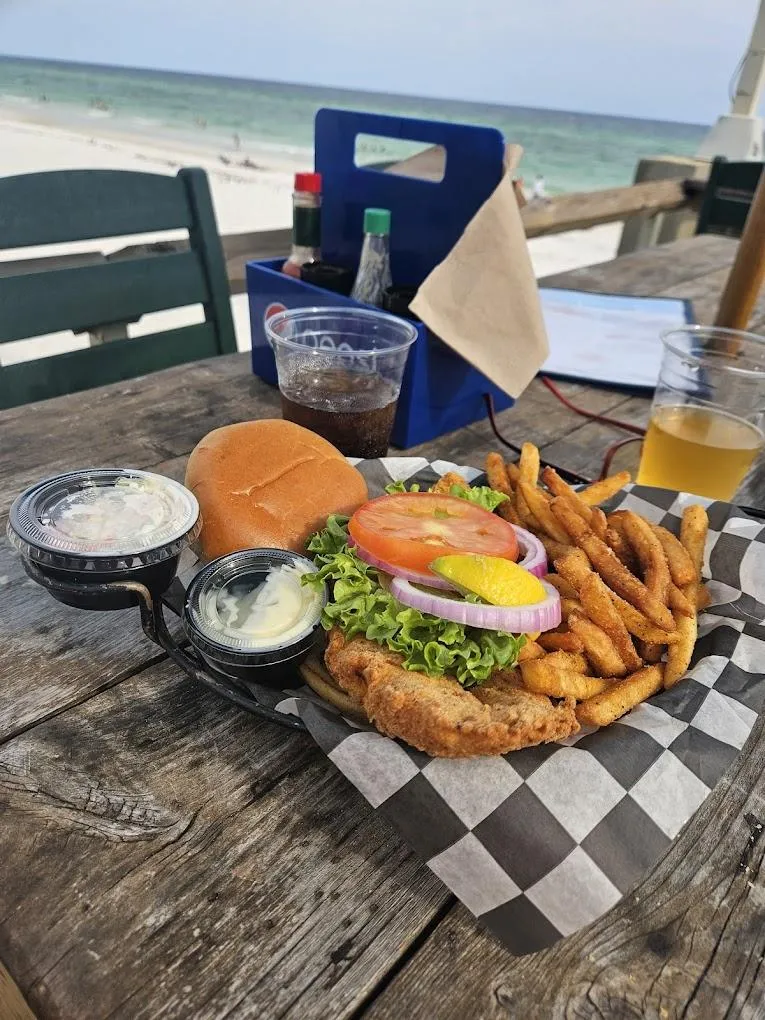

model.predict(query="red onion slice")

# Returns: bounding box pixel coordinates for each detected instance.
[512,525,548,578]
[351,539,458,590]
[389,576,561,632]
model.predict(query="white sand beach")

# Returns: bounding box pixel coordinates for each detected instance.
[0,105,621,364]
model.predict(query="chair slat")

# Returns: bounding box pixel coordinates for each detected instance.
[0,251,208,343]
[0,170,193,248]
[0,322,219,409]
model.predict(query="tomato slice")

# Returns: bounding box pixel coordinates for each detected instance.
[348,493,519,574]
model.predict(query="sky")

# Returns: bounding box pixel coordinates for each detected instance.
[0,0,762,124]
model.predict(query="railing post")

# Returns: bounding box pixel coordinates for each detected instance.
[618,156,709,255]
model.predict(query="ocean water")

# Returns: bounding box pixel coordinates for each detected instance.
[0,55,708,194]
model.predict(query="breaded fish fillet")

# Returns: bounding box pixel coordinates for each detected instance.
[324,628,579,757]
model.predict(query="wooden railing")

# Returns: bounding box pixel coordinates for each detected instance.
[0,178,703,295]
[521,178,696,238]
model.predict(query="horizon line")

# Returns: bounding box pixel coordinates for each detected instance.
[0,51,710,131]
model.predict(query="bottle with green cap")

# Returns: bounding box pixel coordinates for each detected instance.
[351,207,393,307]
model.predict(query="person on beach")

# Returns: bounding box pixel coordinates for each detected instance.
[531,174,547,201]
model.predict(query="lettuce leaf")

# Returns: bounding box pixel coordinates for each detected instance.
[384,480,421,494]
[450,484,509,512]
[304,516,524,687]
[384,478,507,512]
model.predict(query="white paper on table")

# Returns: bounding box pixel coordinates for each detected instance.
[539,289,692,390]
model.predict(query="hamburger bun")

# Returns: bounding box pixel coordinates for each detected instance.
[185,419,368,559]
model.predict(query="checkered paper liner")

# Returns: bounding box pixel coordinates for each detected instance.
[265,457,765,955]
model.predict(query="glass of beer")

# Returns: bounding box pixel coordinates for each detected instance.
[637,326,765,500]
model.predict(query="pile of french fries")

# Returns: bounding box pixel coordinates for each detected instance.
[485,445,710,728]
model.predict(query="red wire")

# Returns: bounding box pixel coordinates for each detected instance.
[599,436,643,480]
[484,378,648,484]
[539,376,647,437]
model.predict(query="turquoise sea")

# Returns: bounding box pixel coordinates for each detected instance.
[0,55,708,194]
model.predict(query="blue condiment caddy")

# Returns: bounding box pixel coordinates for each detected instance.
[246,108,514,448]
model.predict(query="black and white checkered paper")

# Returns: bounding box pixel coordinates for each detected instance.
[273,458,765,955]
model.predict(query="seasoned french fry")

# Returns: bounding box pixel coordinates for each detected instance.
[652,524,696,587]
[541,466,588,509]
[607,590,678,644]
[664,612,697,688]
[515,487,542,532]
[519,481,571,544]
[620,511,671,664]
[519,442,541,487]
[665,505,709,688]
[635,638,664,664]
[568,612,628,677]
[605,525,640,572]
[538,631,585,654]
[544,573,578,600]
[668,582,695,618]
[537,533,573,564]
[576,665,664,727]
[554,547,592,592]
[680,504,709,588]
[606,511,641,572]
[505,461,521,486]
[518,640,546,663]
[578,471,631,506]
[430,471,470,495]
[578,572,643,673]
[697,584,712,611]
[497,499,522,527]
[485,454,512,496]
[550,498,676,632]
[540,466,610,539]
[620,511,671,603]
[590,507,609,540]
[520,660,609,700]
[560,597,584,622]
[538,650,588,673]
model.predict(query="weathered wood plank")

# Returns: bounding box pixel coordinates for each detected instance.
[540,233,737,296]
[0,354,280,516]
[0,658,447,1020]
[0,537,170,743]
[361,711,765,1020]
[523,178,693,239]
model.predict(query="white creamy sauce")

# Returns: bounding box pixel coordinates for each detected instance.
[202,562,321,648]
[46,477,171,545]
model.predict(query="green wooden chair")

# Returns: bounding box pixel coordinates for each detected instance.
[696,156,765,238]
[0,167,237,409]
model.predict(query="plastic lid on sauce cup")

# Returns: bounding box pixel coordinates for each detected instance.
[7,468,201,572]
[183,548,327,667]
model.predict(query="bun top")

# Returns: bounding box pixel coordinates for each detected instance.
[185,419,368,560]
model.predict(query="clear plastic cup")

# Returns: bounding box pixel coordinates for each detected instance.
[265,306,418,458]
[637,326,765,500]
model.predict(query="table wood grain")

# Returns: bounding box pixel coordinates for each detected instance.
[2,234,764,1020]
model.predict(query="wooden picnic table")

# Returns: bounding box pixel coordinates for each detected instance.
[1,233,764,1020]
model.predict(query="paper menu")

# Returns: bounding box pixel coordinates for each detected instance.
[539,289,692,390]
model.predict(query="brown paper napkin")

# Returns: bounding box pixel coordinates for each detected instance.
[410,143,549,398]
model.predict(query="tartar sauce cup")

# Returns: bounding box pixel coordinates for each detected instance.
[183,548,327,688]
[7,468,201,610]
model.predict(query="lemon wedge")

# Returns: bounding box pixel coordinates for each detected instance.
[430,554,547,607]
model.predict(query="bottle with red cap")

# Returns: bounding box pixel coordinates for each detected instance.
[282,171,322,278]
